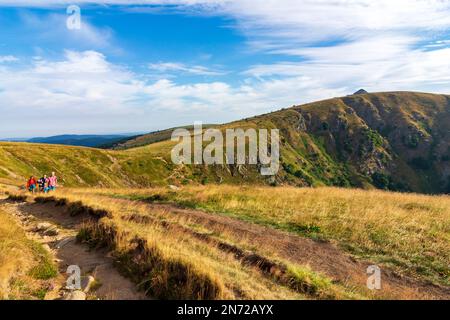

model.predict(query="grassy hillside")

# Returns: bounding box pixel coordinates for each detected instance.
[0,91,449,193]
[1,91,449,300]
[230,91,450,193]
[72,193,357,299]
[112,91,450,193]
[3,185,444,299]
[70,185,450,287]
[0,140,260,188]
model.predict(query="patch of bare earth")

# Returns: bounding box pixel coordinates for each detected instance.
[0,199,146,300]
[143,202,449,300]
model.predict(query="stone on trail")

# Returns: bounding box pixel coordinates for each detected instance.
[34,222,52,232]
[81,276,96,293]
[33,222,59,236]
[43,227,59,236]
[55,236,75,249]
[63,290,86,300]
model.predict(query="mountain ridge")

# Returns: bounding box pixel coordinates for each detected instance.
[0,91,448,194]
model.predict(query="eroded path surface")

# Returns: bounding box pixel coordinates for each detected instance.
[0,198,146,300]
[143,201,450,300]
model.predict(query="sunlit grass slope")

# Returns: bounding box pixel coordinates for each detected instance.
[0,207,57,299]
[77,185,450,287]
[0,139,264,188]
[35,191,361,300]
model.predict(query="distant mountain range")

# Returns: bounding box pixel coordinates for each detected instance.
[106,124,216,150]
[0,134,137,148]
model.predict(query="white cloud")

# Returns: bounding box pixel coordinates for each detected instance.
[18,10,115,51]
[148,62,226,76]
[0,50,340,136]
[223,0,450,39]
[7,1,450,92]
[0,55,18,63]
[0,51,139,114]
[4,1,450,36]
[244,35,450,93]
[212,0,450,94]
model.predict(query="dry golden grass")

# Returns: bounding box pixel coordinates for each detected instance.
[0,208,33,298]
[51,193,301,299]
[0,207,57,299]
[6,183,448,299]
[44,190,360,300]
[70,185,450,286]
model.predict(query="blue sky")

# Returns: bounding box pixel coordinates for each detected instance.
[1,1,450,137]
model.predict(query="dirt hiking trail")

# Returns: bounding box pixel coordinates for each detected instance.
[0,197,146,300]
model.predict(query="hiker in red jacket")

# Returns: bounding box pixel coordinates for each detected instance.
[27,176,37,193]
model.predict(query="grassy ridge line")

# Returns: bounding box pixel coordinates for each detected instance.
[73,185,450,287]
[108,124,217,150]
[0,141,175,188]
[0,140,265,188]
[32,193,358,299]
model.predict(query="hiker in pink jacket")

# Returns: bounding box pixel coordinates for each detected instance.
[48,171,58,191]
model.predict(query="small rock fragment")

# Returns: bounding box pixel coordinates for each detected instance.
[63,290,86,300]
[44,227,59,236]
[55,237,75,249]
[81,276,96,293]
[34,222,52,232]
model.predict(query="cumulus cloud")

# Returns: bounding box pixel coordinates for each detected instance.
[0,50,335,113]
[0,51,115,115]
[0,50,339,136]
[11,0,448,93]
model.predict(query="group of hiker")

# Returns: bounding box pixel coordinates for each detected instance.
[26,172,58,193]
